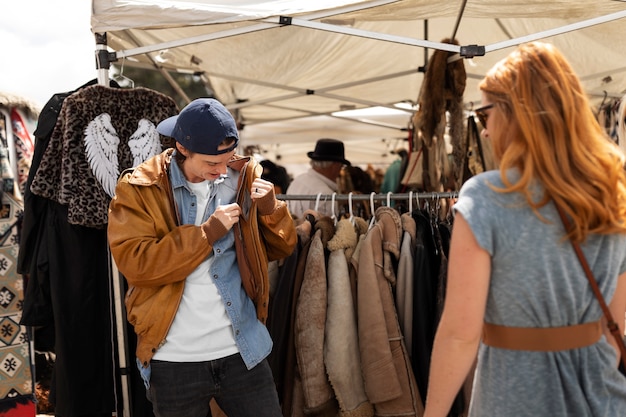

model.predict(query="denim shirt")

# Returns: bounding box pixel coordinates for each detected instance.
[137,153,273,388]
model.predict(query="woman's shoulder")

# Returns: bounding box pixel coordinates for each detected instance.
[460,170,503,196]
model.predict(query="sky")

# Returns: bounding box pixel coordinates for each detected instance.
[0,0,95,109]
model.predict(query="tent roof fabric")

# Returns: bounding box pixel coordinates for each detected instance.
[91,0,626,165]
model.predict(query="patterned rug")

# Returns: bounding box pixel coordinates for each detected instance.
[0,193,34,413]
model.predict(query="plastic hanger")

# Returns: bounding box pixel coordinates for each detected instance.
[368,192,376,230]
[314,192,322,212]
[113,57,135,88]
[348,192,355,225]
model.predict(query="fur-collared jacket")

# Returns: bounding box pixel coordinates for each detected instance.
[355,207,424,416]
[108,149,297,366]
[326,218,374,417]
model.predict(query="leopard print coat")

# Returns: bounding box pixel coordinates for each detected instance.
[30,85,178,228]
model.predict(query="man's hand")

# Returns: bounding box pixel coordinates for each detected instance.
[251,178,274,201]
[212,202,241,230]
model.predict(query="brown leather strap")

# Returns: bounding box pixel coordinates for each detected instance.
[483,321,602,351]
[555,203,626,367]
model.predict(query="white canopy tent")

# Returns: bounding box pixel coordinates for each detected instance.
[90,0,626,168]
[89,3,626,415]
[90,0,626,167]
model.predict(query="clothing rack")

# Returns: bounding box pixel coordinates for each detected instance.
[278,191,458,218]
[277,191,458,203]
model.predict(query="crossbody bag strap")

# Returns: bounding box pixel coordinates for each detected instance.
[555,203,626,367]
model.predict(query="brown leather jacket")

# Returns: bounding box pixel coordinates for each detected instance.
[108,149,297,366]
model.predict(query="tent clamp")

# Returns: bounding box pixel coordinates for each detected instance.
[96,50,119,70]
[459,44,485,58]
[306,89,315,95]
[94,32,119,70]
[279,16,292,25]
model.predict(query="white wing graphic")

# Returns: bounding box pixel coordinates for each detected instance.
[84,113,120,198]
[128,119,162,168]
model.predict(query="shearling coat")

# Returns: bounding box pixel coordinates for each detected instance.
[294,216,338,416]
[326,218,374,417]
[355,207,424,416]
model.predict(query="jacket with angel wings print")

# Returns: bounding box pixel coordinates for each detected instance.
[29,85,178,228]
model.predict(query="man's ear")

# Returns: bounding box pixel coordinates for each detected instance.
[175,142,189,156]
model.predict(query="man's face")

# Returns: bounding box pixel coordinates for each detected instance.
[177,143,236,183]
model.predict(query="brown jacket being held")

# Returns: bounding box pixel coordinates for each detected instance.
[107,149,297,367]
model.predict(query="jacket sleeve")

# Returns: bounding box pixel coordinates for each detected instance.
[107,174,214,287]
[258,198,297,261]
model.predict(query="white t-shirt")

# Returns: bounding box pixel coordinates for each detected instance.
[152,180,239,362]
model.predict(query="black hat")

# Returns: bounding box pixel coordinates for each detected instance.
[307,138,351,166]
[157,98,239,155]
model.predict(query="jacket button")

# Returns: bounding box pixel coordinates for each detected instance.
[143,361,148,367]
[227,301,232,306]
[151,348,156,353]
[216,248,221,253]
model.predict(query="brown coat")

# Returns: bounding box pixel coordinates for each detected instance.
[108,149,297,366]
[355,207,424,416]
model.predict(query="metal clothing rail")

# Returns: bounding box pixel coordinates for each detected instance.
[277,191,458,201]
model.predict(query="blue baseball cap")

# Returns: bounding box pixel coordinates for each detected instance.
[157,98,239,155]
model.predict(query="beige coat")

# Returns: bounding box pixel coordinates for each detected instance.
[355,207,424,416]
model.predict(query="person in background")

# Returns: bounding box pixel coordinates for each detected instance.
[260,159,291,194]
[424,42,626,417]
[380,147,408,195]
[286,138,351,219]
[108,98,297,417]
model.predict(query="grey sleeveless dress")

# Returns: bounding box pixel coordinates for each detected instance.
[454,170,626,416]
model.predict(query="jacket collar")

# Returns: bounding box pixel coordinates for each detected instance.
[127,149,253,187]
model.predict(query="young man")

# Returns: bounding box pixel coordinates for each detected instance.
[108,98,297,417]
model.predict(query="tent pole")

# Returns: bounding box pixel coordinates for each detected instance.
[451,0,468,40]
[486,10,626,53]
[96,31,132,417]
[109,256,132,417]
[208,70,417,113]
[121,30,192,105]
[95,33,111,86]
[112,0,400,61]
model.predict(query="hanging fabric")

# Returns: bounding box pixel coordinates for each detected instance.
[411,38,466,192]
[18,82,178,417]
[0,193,33,409]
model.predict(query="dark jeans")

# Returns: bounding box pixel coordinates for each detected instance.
[147,354,282,417]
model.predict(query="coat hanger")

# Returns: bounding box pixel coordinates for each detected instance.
[331,192,337,225]
[348,192,355,225]
[314,192,322,212]
[368,192,377,230]
[112,57,135,88]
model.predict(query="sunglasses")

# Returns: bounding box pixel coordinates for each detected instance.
[474,103,494,127]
